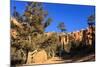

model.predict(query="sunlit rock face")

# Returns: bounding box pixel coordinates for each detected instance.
[86,26,95,46]
[57,26,95,52]
[11,18,23,29]
[27,49,47,64]
[11,29,18,39]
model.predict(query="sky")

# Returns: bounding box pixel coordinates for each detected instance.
[11,1,95,32]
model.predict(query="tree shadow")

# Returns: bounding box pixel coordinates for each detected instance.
[56,44,95,62]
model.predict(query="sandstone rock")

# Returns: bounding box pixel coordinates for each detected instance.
[33,50,47,64]
[27,49,47,64]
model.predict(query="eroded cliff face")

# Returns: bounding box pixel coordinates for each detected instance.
[11,18,95,47]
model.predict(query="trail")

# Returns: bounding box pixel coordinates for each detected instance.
[43,53,95,64]
[22,53,95,66]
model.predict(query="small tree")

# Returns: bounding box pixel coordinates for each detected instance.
[57,22,66,32]
[87,14,95,27]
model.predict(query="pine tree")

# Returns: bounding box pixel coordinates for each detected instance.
[57,22,66,32]
[11,2,52,65]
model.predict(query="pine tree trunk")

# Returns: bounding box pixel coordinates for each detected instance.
[25,49,29,64]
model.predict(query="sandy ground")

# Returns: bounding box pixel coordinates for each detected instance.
[21,53,95,66]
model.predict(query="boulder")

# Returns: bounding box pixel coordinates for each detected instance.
[27,49,47,64]
[33,49,47,64]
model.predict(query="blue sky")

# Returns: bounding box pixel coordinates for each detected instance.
[11,1,95,32]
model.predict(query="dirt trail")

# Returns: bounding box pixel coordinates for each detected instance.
[43,53,95,64]
[22,53,95,66]
[44,57,72,64]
